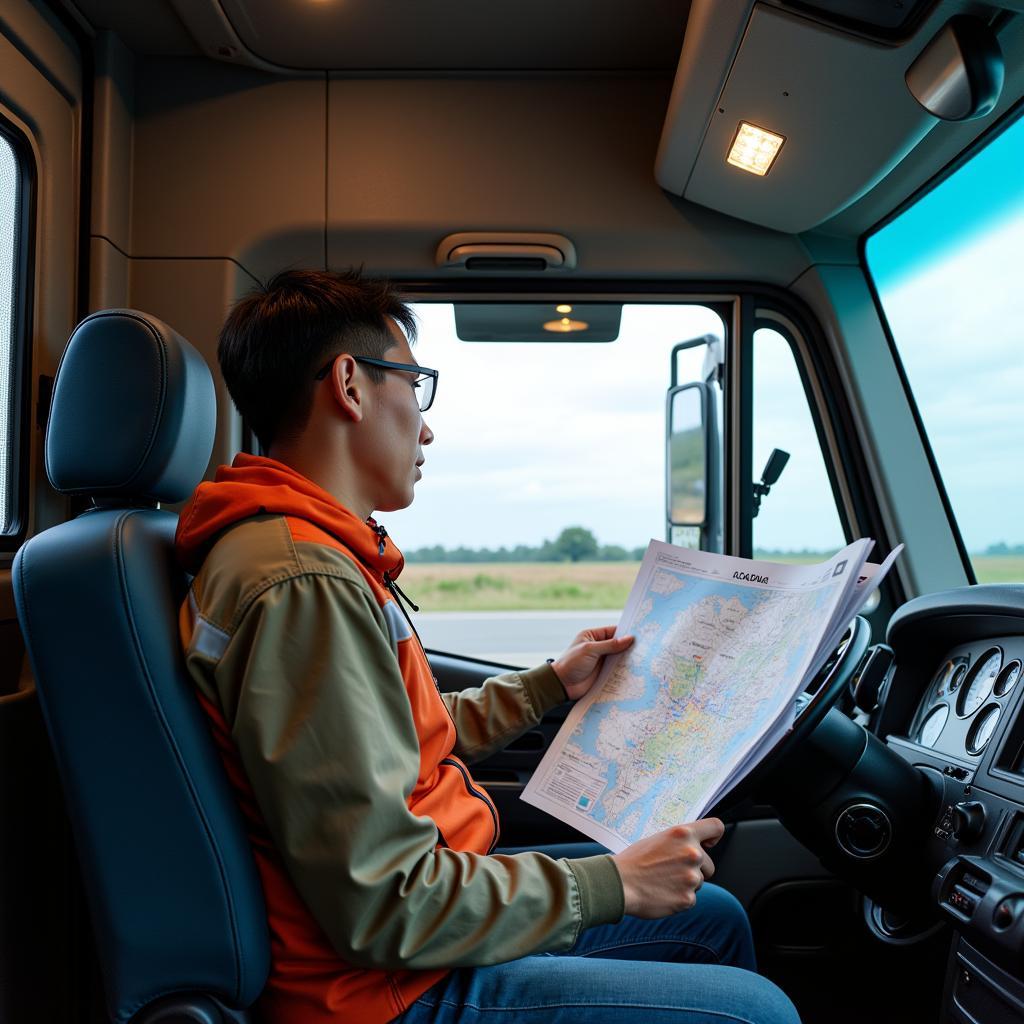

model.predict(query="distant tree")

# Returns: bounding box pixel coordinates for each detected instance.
[405,530,652,564]
[550,526,599,562]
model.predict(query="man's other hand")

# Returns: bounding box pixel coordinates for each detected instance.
[550,626,634,701]
[612,819,726,917]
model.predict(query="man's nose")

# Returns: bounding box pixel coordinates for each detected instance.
[420,418,434,445]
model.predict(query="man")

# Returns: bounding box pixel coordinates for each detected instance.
[176,269,800,1024]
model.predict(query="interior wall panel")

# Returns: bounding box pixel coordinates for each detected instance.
[325,76,810,282]
[131,57,325,278]
[127,257,251,474]
[88,235,128,309]
[91,30,134,254]
[125,62,811,284]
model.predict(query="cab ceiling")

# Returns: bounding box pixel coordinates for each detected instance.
[65,0,1024,260]
[68,0,691,71]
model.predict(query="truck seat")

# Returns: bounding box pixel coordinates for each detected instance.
[13,310,269,1024]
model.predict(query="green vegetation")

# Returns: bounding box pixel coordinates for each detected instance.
[406,527,644,564]
[399,534,1024,612]
[400,562,639,612]
[971,556,1024,584]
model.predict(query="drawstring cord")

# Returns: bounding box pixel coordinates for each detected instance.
[383,570,422,639]
[385,574,420,612]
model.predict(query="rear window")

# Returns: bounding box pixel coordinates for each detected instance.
[865,113,1024,583]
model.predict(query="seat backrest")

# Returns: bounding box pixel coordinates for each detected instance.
[13,310,269,1023]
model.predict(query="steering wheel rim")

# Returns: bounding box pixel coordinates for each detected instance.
[711,615,872,812]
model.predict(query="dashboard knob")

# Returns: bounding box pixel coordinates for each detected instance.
[994,897,1024,930]
[952,801,987,842]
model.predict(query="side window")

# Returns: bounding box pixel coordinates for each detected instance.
[388,301,726,665]
[751,326,846,559]
[0,129,26,539]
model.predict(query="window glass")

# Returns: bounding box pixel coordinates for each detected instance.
[752,327,846,560]
[386,302,724,664]
[0,133,22,535]
[865,115,1024,583]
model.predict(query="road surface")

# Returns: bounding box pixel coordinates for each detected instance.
[412,609,622,667]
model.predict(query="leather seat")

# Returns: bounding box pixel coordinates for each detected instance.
[13,310,269,1023]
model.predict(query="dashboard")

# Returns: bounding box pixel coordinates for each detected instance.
[766,587,1024,1022]
[872,588,1024,1021]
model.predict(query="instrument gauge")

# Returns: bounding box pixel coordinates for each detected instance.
[918,705,949,748]
[932,660,957,699]
[950,664,967,692]
[959,649,1002,717]
[995,660,1022,697]
[967,703,1001,755]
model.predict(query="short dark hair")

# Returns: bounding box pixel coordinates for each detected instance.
[218,268,417,450]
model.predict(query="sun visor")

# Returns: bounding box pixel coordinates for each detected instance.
[454,303,622,343]
[655,1,946,233]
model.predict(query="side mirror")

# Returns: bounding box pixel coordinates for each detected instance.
[666,382,720,550]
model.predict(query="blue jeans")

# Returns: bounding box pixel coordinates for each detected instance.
[397,843,800,1024]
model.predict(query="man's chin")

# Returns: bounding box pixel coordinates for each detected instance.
[375,489,416,514]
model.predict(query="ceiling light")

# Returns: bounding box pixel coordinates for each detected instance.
[555,304,573,314]
[543,318,589,333]
[727,122,785,176]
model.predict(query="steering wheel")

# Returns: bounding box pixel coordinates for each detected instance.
[711,615,872,811]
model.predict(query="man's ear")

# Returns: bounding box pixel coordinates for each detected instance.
[328,354,364,423]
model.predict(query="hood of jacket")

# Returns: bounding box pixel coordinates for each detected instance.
[175,453,404,579]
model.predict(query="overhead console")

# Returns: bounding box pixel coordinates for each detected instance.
[655,0,1007,233]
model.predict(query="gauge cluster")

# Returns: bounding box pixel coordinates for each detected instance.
[909,644,1024,759]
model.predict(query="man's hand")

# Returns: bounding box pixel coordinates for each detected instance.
[550,626,634,701]
[612,819,726,918]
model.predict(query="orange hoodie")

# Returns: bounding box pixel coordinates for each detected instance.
[176,455,624,1022]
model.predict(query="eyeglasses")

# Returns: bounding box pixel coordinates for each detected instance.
[314,355,438,413]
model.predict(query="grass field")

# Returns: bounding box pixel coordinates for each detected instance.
[971,556,1024,584]
[400,562,640,612]
[399,555,1024,612]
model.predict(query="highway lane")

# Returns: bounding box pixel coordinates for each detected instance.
[412,609,623,668]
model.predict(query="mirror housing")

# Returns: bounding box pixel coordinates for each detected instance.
[906,15,1004,122]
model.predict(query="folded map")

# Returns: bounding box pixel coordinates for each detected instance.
[521,538,902,852]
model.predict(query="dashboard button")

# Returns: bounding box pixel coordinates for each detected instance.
[948,886,977,915]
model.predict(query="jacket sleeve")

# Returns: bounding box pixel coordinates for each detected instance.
[214,571,623,970]
[441,666,568,764]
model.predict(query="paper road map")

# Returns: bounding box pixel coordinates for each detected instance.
[522,539,902,852]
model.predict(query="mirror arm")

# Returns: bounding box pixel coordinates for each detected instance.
[752,448,790,520]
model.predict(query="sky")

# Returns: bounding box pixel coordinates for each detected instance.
[382,302,848,554]
[865,112,1024,555]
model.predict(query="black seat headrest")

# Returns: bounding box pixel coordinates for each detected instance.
[45,310,216,504]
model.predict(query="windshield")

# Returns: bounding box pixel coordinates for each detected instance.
[865,113,1024,584]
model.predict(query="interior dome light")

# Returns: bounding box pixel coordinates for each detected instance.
[543,318,589,333]
[727,122,785,176]
[555,304,573,314]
